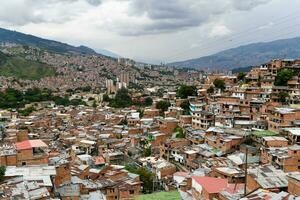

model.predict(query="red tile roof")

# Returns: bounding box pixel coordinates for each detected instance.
[15,140,48,150]
[192,176,228,194]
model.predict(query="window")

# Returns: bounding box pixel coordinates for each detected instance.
[22,162,26,166]
[130,190,134,194]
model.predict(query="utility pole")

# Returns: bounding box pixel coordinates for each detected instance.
[244,147,248,196]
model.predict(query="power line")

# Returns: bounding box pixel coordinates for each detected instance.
[166,10,300,62]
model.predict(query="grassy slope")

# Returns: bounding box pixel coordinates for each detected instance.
[136,191,181,200]
[0,53,56,80]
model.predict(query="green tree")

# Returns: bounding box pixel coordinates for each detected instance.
[237,72,247,82]
[274,69,294,86]
[110,88,132,108]
[144,97,153,106]
[180,100,190,115]
[174,127,185,138]
[53,96,70,106]
[0,166,6,182]
[177,85,197,99]
[125,165,154,193]
[156,100,170,114]
[118,119,128,125]
[154,88,164,97]
[92,100,97,108]
[213,79,225,91]
[143,147,152,157]
[102,94,110,102]
[207,86,214,94]
[278,92,289,103]
[137,108,144,118]
[69,99,86,106]
[18,106,35,116]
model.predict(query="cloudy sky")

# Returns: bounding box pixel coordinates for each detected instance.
[1,0,300,63]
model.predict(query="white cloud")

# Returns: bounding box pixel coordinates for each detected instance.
[209,25,232,38]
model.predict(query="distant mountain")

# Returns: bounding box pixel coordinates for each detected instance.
[169,37,300,71]
[96,48,120,58]
[0,27,118,57]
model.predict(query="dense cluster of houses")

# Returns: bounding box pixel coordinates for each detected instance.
[0,58,299,199]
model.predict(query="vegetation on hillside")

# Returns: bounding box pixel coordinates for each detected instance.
[180,100,190,115]
[213,79,225,91]
[136,191,181,200]
[0,88,85,110]
[274,69,294,86]
[174,127,185,138]
[0,52,56,80]
[109,88,133,108]
[177,85,197,98]
[0,166,5,182]
[125,164,154,193]
[156,100,171,115]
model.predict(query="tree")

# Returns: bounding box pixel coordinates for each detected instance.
[102,94,110,102]
[92,100,97,108]
[156,100,170,114]
[274,69,294,86]
[137,108,144,118]
[237,72,247,82]
[118,119,128,125]
[207,86,214,94]
[278,92,289,103]
[177,85,197,99]
[0,166,5,182]
[109,88,132,108]
[143,147,152,157]
[18,106,35,116]
[144,97,153,106]
[180,100,190,115]
[174,127,185,138]
[125,165,154,193]
[213,79,225,91]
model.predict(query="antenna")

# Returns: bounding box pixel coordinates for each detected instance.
[244,147,248,195]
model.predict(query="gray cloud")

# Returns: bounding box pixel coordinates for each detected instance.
[0,0,271,36]
[120,0,271,36]
[0,0,101,26]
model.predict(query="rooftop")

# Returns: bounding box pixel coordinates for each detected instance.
[15,139,48,150]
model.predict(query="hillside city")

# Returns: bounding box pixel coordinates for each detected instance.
[0,40,299,200]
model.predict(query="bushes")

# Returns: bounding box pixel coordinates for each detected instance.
[125,164,154,193]
[156,100,170,114]
[109,88,132,108]
[177,85,197,99]
[0,88,86,109]
[274,69,294,86]
[213,79,225,91]
[0,166,6,182]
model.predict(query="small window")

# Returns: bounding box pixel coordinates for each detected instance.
[22,162,26,166]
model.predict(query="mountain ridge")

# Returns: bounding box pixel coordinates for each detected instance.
[169,37,300,71]
[0,27,119,58]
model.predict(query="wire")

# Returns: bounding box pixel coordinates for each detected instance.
[165,10,300,63]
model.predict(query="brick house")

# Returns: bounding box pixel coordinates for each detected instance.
[15,139,48,166]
